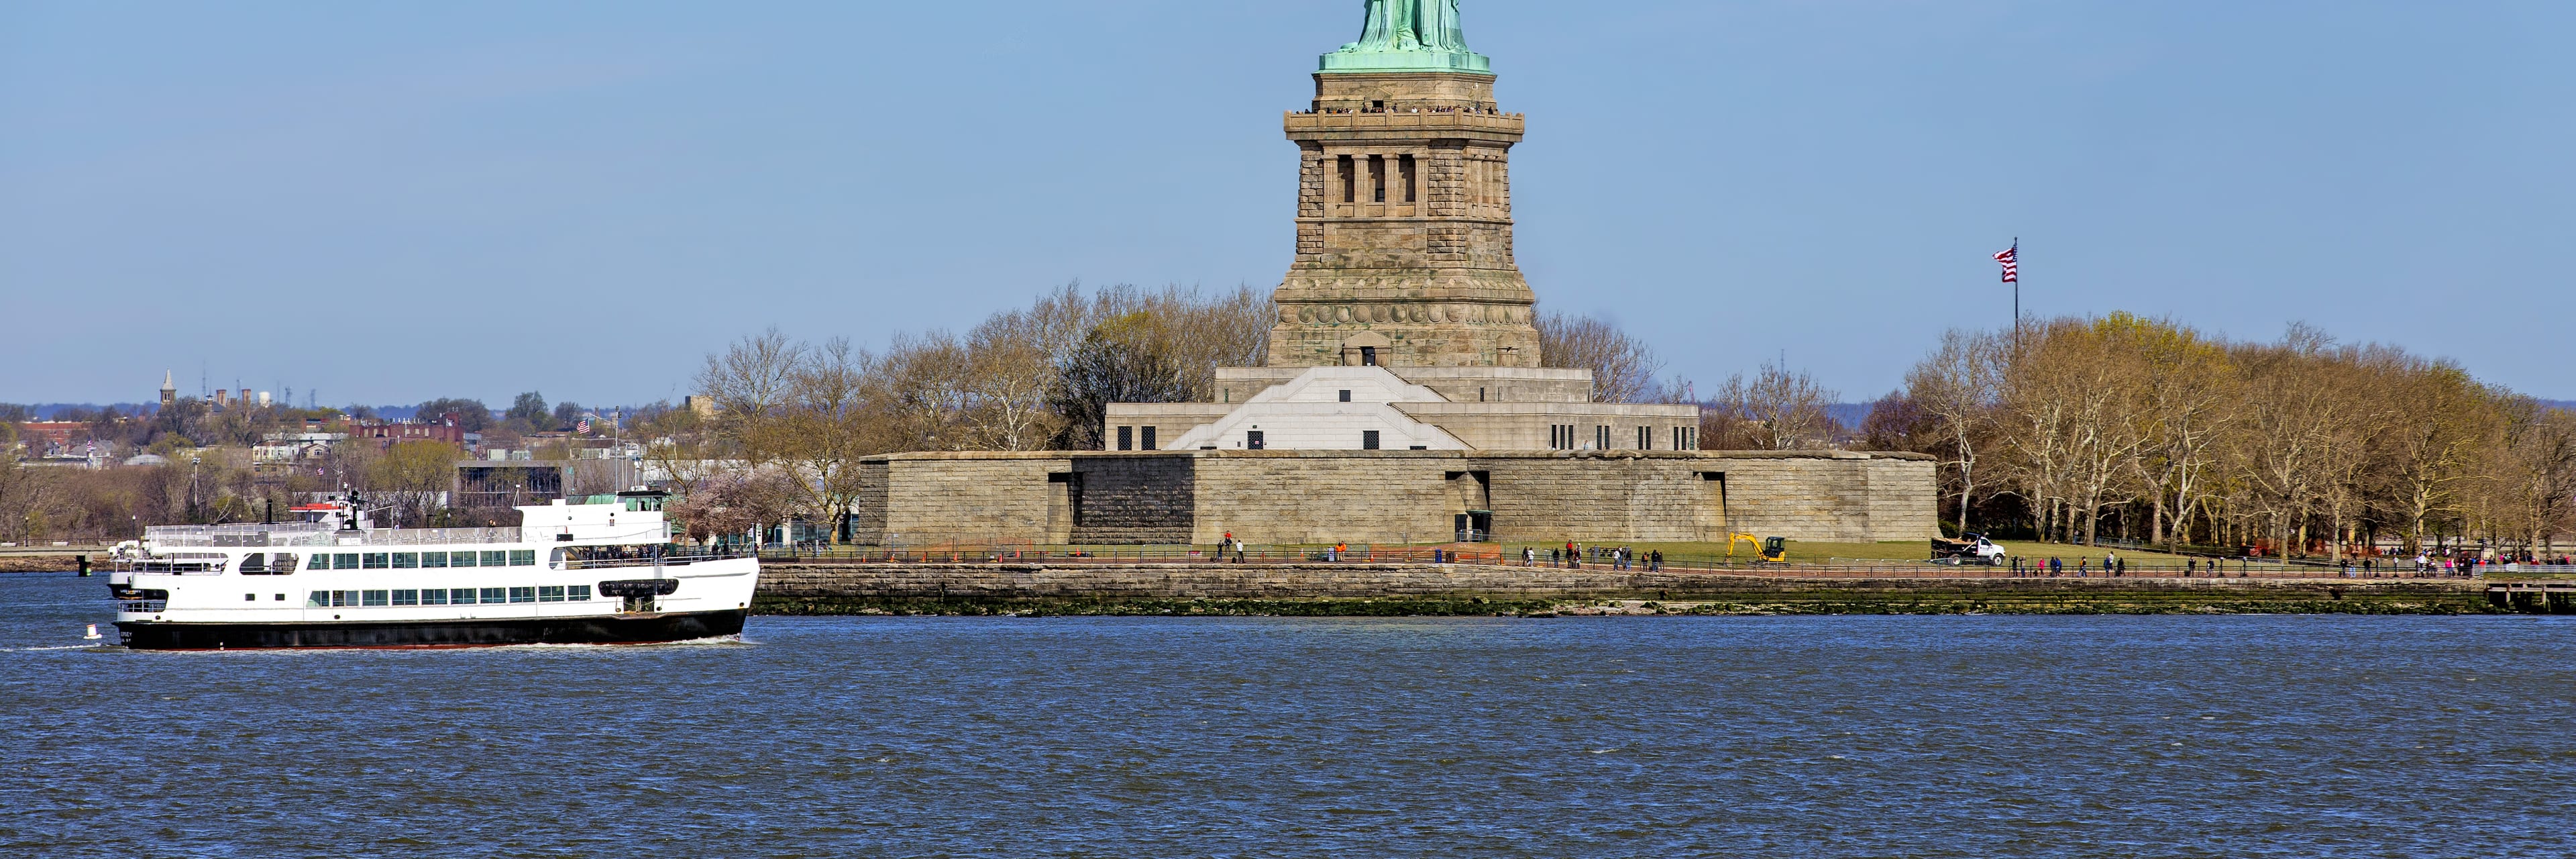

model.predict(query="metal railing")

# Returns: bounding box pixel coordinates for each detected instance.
[142,525,523,547]
[560,550,755,571]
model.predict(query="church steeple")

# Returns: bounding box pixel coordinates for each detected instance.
[160,370,176,407]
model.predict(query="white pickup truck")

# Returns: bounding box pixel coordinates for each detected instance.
[1931,534,2010,566]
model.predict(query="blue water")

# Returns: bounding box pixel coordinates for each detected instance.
[3,570,2571,858]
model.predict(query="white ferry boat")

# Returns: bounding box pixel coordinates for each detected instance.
[105,490,757,650]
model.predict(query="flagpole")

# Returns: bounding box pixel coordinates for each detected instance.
[2010,238,2021,353]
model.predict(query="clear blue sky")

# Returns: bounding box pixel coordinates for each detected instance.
[4,1,2569,408]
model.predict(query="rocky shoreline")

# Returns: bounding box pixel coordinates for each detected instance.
[0,556,83,574]
[754,562,2500,617]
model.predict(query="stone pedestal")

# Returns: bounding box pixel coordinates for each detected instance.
[1268,71,1541,369]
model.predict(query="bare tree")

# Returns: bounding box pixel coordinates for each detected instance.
[1904,330,2004,534]
[1709,361,1839,451]
[1536,311,1670,403]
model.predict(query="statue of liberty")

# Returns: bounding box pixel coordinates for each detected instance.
[1342,0,1470,54]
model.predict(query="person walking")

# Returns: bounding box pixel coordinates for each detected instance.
[2048,556,2063,576]
[1523,546,1535,566]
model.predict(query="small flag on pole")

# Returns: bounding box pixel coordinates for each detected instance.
[576,418,592,434]
[1994,242,2019,283]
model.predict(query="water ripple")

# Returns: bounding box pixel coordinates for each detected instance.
[3,573,2572,857]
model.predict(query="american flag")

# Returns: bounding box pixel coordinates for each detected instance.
[1994,242,2019,283]
[576,417,592,434]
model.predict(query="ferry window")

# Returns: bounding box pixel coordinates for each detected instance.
[244,593,256,601]
[422,589,448,605]
[331,591,356,607]
[361,590,389,607]
[449,552,475,568]
[508,550,536,567]
[333,553,360,570]
[508,587,536,603]
[362,553,389,569]
[307,591,327,607]
[568,585,592,601]
[392,589,419,606]
[479,587,506,604]
[240,554,267,573]
[538,586,566,602]
[275,594,286,601]
[392,552,419,568]
[272,555,299,574]
[481,551,507,567]
[422,552,448,568]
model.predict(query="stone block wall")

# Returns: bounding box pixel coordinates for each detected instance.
[1188,452,1460,544]
[851,450,1937,547]
[873,454,1070,546]
[1070,456,1196,544]
[1477,453,1720,542]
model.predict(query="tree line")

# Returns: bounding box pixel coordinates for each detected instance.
[1862,314,2576,557]
[662,283,1684,542]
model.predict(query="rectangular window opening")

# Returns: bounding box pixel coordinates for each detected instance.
[508,587,535,603]
[423,589,449,606]
[569,585,593,601]
[1338,389,1352,403]
[1338,155,1356,204]
[361,553,388,569]
[1360,346,1377,366]
[481,551,507,567]
[1246,430,1265,450]
[539,585,566,603]
[1400,154,1417,203]
[480,587,506,604]
[1116,425,1133,451]
[422,551,448,568]
[508,550,536,567]
[392,589,419,606]
[1140,426,1157,451]
[1369,154,1387,203]
[392,552,418,568]
[1362,430,1381,450]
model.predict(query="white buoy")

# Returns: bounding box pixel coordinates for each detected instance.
[84,623,101,640]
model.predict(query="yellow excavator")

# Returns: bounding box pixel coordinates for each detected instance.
[1726,533,1789,564]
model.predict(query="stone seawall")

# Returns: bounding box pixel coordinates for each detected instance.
[757,562,2489,615]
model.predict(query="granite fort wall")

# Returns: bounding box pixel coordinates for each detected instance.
[869,454,1071,546]
[854,449,1937,546]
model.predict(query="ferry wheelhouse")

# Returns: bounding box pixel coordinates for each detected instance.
[106,490,757,650]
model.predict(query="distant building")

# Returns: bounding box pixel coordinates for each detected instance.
[18,422,95,455]
[255,432,345,465]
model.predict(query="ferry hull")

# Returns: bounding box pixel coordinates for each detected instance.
[114,609,747,650]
